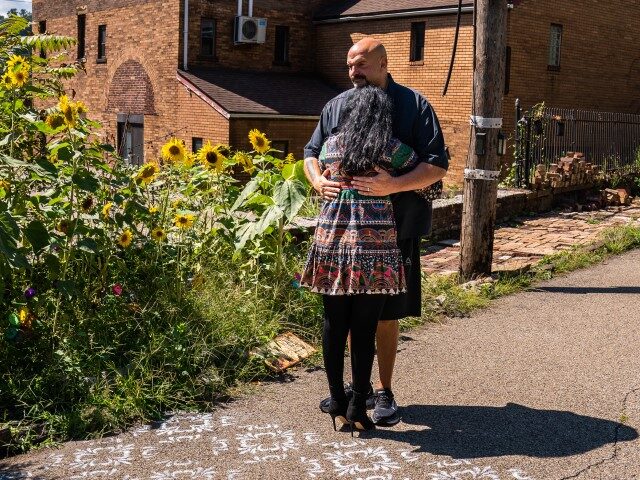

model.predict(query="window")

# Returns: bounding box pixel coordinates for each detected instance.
[97,25,107,62]
[117,115,144,166]
[274,26,290,65]
[504,46,511,94]
[38,21,47,58]
[548,24,562,70]
[271,140,289,159]
[201,19,215,57]
[192,137,203,153]
[77,14,86,59]
[410,22,425,62]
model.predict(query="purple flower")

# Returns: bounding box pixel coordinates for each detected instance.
[112,283,123,296]
[24,287,36,300]
[294,272,302,281]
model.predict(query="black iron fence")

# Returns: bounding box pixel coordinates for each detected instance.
[514,101,640,187]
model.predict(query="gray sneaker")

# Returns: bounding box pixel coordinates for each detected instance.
[371,388,401,426]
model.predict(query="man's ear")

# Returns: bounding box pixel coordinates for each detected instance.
[380,56,388,69]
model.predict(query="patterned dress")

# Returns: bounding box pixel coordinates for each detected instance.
[301,134,419,295]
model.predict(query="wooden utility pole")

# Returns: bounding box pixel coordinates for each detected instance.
[459,0,509,279]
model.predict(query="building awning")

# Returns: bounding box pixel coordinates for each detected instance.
[177,68,340,119]
[314,0,473,23]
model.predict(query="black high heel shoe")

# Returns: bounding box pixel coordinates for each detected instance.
[347,392,375,436]
[324,398,349,431]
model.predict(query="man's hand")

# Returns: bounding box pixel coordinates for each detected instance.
[352,166,398,196]
[314,168,342,201]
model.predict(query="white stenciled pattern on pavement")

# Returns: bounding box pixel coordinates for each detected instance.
[1,413,537,480]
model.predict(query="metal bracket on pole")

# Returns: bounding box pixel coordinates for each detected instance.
[464,168,500,181]
[469,116,503,129]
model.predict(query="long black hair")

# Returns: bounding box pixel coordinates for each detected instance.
[337,85,393,176]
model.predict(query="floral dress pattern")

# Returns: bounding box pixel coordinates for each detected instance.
[300,134,419,295]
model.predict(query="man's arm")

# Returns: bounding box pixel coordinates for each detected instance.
[351,163,446,197]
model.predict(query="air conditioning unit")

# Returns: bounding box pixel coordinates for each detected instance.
[234,16,267,44]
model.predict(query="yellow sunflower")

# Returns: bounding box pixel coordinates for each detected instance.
[183,152,195,168]
[7,55,27,70]
[75,101,88,115]
[161,138,186,164]
[197,142,226,173]
[8,68,28,88]
[148,205,159,214]
[248,129,271,154]
[1,73,13,89]
[58,95,78,128]
[117,228,133,248]
[174,213,195,229]
[136,162,160,185]
[151,226,167,242]
[102,202,113,218]
[45,113,65,129]
[235,151,255,174]
[81,196,95,212]
[285,153,295,163]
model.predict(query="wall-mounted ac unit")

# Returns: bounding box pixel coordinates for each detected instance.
[234,16,267,44]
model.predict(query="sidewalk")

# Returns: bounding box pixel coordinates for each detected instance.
[2,211,640,480]
[422,200,640,276]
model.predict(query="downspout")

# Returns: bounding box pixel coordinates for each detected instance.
[238,0,243,16]
[183,0,189,70]
[248,0,253,17]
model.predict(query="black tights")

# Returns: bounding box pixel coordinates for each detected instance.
[322,294,387,400]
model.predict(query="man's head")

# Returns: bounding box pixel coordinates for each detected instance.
[347,37,388,89]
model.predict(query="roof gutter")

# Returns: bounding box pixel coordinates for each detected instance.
[313,6,473,24]
[229,113,320,120]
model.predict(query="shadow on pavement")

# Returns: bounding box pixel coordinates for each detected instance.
[0,462,46,480]
[531,286,640,294]
[367,402,638,458]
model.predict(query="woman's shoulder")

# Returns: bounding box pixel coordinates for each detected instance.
[386,137,417,169]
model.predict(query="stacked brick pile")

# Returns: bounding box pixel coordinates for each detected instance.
[533,152,599,190]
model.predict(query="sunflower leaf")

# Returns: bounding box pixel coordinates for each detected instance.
[273,179,307,221]
[231,178,260,212]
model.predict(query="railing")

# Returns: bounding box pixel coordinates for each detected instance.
[514,101,640,187]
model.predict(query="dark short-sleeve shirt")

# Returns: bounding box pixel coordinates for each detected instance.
[304,74,448,239]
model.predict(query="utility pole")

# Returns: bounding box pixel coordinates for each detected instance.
[459,0,509,280]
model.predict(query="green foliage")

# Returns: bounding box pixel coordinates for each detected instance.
[0,17,319,455]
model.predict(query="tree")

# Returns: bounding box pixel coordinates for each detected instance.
[0,9,32,36]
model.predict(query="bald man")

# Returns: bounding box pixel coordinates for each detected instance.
[304,38,448,426]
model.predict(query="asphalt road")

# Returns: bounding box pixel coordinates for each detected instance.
[2,249,640,480]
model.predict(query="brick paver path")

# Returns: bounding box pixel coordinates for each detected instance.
[422,200,640,275]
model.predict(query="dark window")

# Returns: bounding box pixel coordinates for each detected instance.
[97,25,107,62]
[38,20,47,58]
[410,22,425,62]
[504,46,511,94]
[274,26,290,65]
[77,14,86,59]
[201,19,215,56]
[192,137,203,153]
[117,120,144,166]
[271,140,289,159]
[548,23,562,70]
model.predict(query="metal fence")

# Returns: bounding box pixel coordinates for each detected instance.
[514,102,640,187]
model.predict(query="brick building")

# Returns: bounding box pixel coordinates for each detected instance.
[32,0,640,182]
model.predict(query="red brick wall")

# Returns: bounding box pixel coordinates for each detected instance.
[315,15,475,184]
[32,0,181,162]
[186,0,336,73]
[175,81,230,150]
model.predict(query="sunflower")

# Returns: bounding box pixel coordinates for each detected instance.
[183,152,195,168]
[81,196,95,212]
[161,138,186,164]
[148,205,159,214]
[1,73,13,89]
[285,153,295,163]
[7,55,27,70]
[117,228,133,248]
[56,219,71,234]
[8,68,28,88]
[248,129,271,154]
[136,162,159,185]
[102,202,113,218]
[58,95,78,128]
[151,226,167,242]
[45,113,65,129]
[197,142,226,173]
[174,213,195,229]
[235,151,255,174]
[75,101,88,115]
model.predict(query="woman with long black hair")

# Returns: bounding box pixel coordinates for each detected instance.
[300,85,422,433]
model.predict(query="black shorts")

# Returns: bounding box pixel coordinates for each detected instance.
[380,238,422,320]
